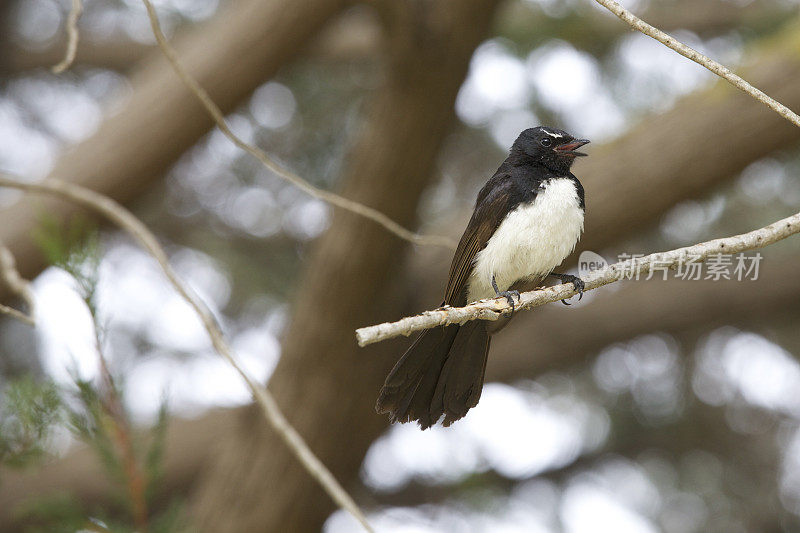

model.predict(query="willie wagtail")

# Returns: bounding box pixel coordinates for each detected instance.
[376,126,589,429]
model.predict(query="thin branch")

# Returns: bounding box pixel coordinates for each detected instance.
[356,210,800,346]
[593,0,800,128]
[0,303,32,325]
[0,174,374,533]
[52,0,83,74]
[0,244,35,326]
[140,0,456,251]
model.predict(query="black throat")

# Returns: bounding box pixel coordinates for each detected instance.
[500,154,585,211]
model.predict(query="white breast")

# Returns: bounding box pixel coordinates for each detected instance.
[467,178,584,302]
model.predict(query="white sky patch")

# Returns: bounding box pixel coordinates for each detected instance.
[589,458,662,517]
[163,0,219,21]
[146,296,213,353]
[96,245,170,329]
[326,506,454,533]
[326,500,553,533]
[284,198,330,240]
[9,78,102,143]
[614,31,742,114]
[170,247,232,309]
[250,82,297,130]
[33,268,101,384]
[660,196,726,245]
[29,239,279,422]
[594,334,683,421]
[363,383,609,491]
[527,42,625,141]
[121,2,182,44]
[114,0,219,23]
[528,43,597,110]
[224,186,282,237]
[737,158,788,205]
[206,126,248,164]
[0,69,124,180]
[456,40,530,126]
[561,482,659,533]
[362,420,481,490]
[13,0,62,43]
[0,101,56,178]
[510,479,561,527]
[721,333,800,415]
[461,384,606,478]
[489,110,539,157]
[693,327,800,417]
[616,33,709,107]
[125,328,278,421]
[96,243,220,354]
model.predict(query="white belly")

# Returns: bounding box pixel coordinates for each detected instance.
[467,178,584,302]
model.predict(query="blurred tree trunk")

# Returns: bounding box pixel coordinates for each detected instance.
[186,2,500,531]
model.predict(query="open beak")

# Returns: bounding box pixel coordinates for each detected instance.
[555,138,590,157]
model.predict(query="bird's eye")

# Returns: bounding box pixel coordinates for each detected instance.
[540,138,552,147]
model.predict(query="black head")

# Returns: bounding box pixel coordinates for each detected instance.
[510,126,590,174]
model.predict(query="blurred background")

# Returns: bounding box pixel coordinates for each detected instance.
[1,0,800,531]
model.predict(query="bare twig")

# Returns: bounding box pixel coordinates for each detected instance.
[140,0,456,251]
[0,303,33,326]
[593,0,800,128]
[356,210,800,346]
[52,0,83,73]
[0,244,35,326]
[0,174,374,533]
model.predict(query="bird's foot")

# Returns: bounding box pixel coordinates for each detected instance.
[550,273,585,305]
[492,275,520,315]
[498,289,520,312]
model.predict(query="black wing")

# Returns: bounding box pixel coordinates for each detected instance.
[443,174,527,306]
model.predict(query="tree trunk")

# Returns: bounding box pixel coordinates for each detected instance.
[187,2,500,531]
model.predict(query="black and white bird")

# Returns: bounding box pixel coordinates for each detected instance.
[376,126,589,429]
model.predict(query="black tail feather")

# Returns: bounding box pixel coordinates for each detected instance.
[431,322,490,426]
[376,322,490,429]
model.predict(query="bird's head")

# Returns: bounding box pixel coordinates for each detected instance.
[511,126,590,173]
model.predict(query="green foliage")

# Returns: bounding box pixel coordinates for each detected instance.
[13,492,189,533]
[12,493,90,533]
[34,214,102,317]
[144,399,170,505]
[2,219,181,530]
[67,376,126,487]
[0,376,62,468]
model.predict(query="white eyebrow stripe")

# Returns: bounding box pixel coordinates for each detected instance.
[540,127,562,138]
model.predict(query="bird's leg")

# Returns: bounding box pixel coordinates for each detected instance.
[492,275,520,314]
[549,272,585,306]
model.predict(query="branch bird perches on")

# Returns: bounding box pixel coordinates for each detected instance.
[356,210,800,346]
[356,0,800,347]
